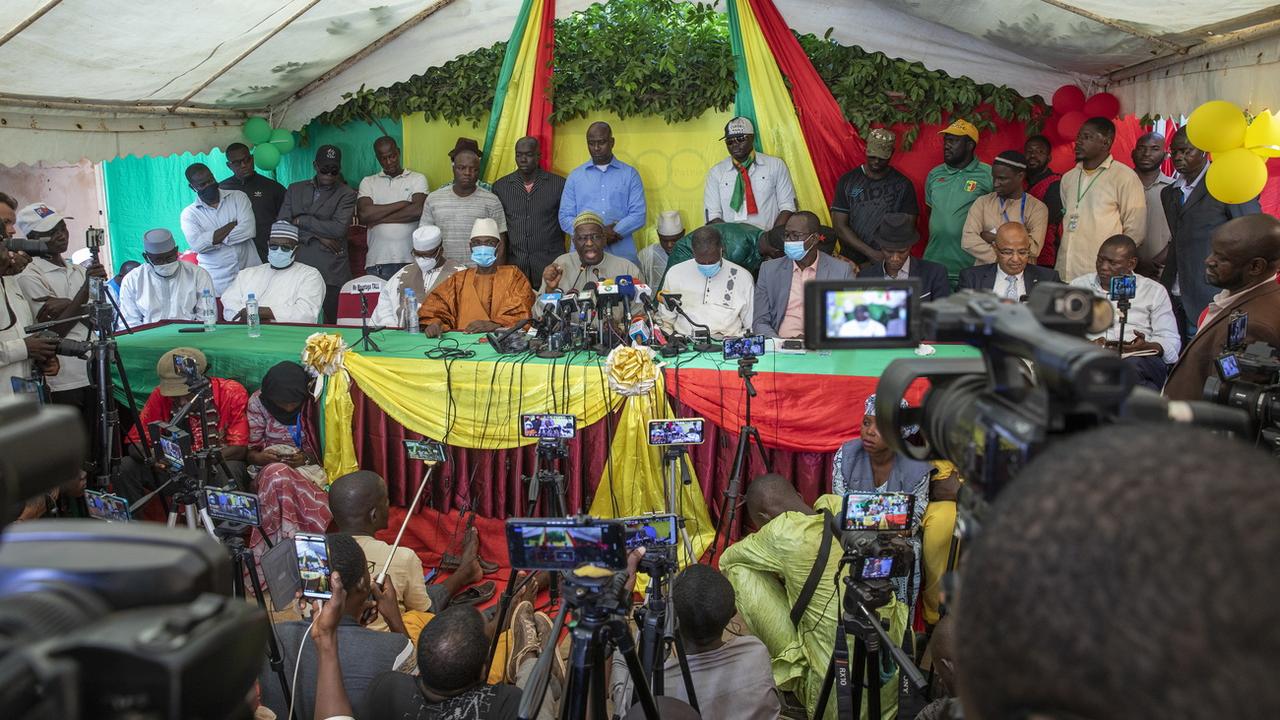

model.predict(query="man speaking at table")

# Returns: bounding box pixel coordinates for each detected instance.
[418,218,535,337]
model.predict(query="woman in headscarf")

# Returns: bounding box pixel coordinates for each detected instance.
[831,394,932,607]
[246,361,331,563]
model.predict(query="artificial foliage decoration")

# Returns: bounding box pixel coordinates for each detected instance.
[313,0,1045,146]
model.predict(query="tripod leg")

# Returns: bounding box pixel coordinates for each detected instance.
[672,630,699,715]
[588,634,608,720]
[710,429,753,558]
[613,621,662,720]
[865,646,881,720]
[747,426,771,468]
[242,550,297,720]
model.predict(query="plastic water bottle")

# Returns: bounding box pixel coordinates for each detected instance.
[246,292,261,338]
[403,288,419,333]
[200,288,217,332]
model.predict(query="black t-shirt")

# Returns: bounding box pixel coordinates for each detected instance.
[830,166,919,255]
[360,671,522,720]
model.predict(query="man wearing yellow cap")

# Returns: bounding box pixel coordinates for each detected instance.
[417,218,534,336]
[539,210,645,300]
[923,120,992,286]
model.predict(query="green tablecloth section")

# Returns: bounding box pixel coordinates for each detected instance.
[112,323,979,402]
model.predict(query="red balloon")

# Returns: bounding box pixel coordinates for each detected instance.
[1083,92,1121,119]
[1058,111,1087,140]
[1041,113,1063,144]
[1052,85,1086,114]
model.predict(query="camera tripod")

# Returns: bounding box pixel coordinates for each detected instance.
[709,356,770,559]
[813,565,927,720]
[661,444,698,563]
[487,437,572,675]
[632,550,700,714]
[518,571,661,720]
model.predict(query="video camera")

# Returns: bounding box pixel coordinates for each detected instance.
[1206,339,1280,452]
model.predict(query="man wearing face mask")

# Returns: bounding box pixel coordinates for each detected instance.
[418,218,534,337]
[117,228,214,327]
[753,210,853,338]
[179,162,259,296]
[280,145,358,323]
[221,221,325,324]
[371,225,457,329]
[658,225,753,339]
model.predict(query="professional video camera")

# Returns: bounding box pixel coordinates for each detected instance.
[1205,339,1280,453]
[0,397,268,719]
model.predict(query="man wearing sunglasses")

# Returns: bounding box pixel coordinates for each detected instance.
[219,142,286,263]
[279,145,357,323]
[220,221,325,324]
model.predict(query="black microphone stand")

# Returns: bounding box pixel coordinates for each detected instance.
[354,291,381,352]
[1115,295,1131,357]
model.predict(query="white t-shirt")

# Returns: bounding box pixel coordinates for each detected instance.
[16,257,90,391]
[358,170,430,266]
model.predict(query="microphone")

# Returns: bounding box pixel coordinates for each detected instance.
[615,274,635,317]
[595,280,621,308]
[487,318,535,354]
[633,283,657,313]
[658,292,683,312]
[538,291,562,319]
[581,282,598,310]
[628,314,651,345]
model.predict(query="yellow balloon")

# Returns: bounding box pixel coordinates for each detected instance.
[1245,110,1280,158]
[1206,147,1268,205]
[1187,100,1247,153]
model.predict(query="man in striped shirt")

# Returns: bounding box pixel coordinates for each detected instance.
[493,137,566,286]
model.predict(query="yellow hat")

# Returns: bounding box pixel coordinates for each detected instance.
[573,210,605,229]
[939,119,979,144]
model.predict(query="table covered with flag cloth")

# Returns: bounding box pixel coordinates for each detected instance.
[113,323,976,539]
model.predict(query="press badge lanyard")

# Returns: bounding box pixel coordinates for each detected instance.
[999,194,1027,224]
[288,417,303,448]
[1069,166,1108,232]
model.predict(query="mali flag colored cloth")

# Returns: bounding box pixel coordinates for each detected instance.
[480,0,556,185]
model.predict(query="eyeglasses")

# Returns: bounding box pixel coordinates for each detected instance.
[317,166,340,176]
[576,233,604,245]
[996,249,1032,258]
[267,243,294,252]
[783,231,814,242]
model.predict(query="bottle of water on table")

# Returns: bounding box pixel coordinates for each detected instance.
[246,292,261,338]
[404,288,419,333]
[200,288,217,332]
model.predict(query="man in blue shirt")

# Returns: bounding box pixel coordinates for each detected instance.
[558,121,647,266]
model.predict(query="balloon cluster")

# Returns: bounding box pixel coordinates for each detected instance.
[1049,85,1121,141]
[1185,101,1280,205]
[240,117,296,171]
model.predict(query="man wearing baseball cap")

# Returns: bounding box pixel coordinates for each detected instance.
[857,212,952,301]
[831,127,919,264]
[371,224,458,328]
[220,221,325,324]
[922,119,992,286]
[117,228,215,327]
[704,116,796,233]
[15,203,102,429]
[117,347,251,509]
[279,144,358,323]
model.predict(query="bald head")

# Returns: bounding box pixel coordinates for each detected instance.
[744,473,808,530]
[994,222,1033,276]
[329,470,389,532]
[586,122,615,165]
[1206,214,1280,292]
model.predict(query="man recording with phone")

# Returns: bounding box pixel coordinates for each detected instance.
[115,347,251,510]
[1069,234,1180,390]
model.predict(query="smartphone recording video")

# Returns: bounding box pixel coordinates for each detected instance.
[621,513,679,550]
[505,518,627,571]
[85,489,131,523]
[841,491,914,532]
[647,418,704,446]
[804,279,919,350]
[203,488,261,526]
[404,438,448,462]
[149,422,192,471]
[1109,274,1137,301]
[294,533,332,599]
[521,413,576,440]
[723,335,765,360]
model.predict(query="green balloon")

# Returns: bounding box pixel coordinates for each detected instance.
[253,142,281,171]
[242,117,272,144]
[268,128,296,154]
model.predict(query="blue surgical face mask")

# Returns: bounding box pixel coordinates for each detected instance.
[471,245,498,268]
[267,246,295,269]
[784,240,809,262]
[696,261,721,279]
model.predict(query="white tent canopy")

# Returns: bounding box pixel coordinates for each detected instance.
[0,0,1276,165]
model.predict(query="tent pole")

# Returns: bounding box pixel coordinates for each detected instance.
[1109,17,1280,82]
[167,0,322,113]
[0,0,63,49]
[0,94,250,118]
[1032,0,1187,55]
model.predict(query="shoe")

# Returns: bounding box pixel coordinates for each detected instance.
[450,580,496,607]
[507,600,539,683]
[440,553,500,575]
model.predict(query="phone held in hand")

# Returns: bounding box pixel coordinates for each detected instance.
[294,533,332,600]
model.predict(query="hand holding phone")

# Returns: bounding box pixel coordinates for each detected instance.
[294,533,332,600]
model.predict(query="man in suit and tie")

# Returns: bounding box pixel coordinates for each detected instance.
[857,212,951,301]
[958,222,1061,298]
[1163,214,1280,402]
[753,210,854,338]
[1159,127,1262,336]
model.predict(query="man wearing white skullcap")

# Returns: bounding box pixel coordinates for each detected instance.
[221,221,325,324]
[637,210,684,288]
[117,228,215,328]
[371,224,460,328]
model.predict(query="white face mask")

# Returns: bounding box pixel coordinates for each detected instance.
[414,256,438,274]
[151,260,180,278]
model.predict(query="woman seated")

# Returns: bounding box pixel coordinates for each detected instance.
[246,361,332,564]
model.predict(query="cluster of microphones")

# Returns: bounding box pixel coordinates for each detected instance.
[487,273,715,357]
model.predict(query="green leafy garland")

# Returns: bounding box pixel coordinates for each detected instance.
[314,0,1046,148]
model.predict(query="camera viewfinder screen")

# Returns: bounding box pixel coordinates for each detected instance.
[1218,354,1241,381]
[842,491,914,532]
[85,490,130,522]
[648,419,705,446]
[622,514,678,549]
[294,534,332,599]
[825,289,912,340]
[521,413,576,440]
[404,439,448,462]
[506,519,626,571]
[204,489,261,526]
[857,556,894,580]
[723,335,765,360]
[158,435,186,470]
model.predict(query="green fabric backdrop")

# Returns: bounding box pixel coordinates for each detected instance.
[102,119,400,269]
